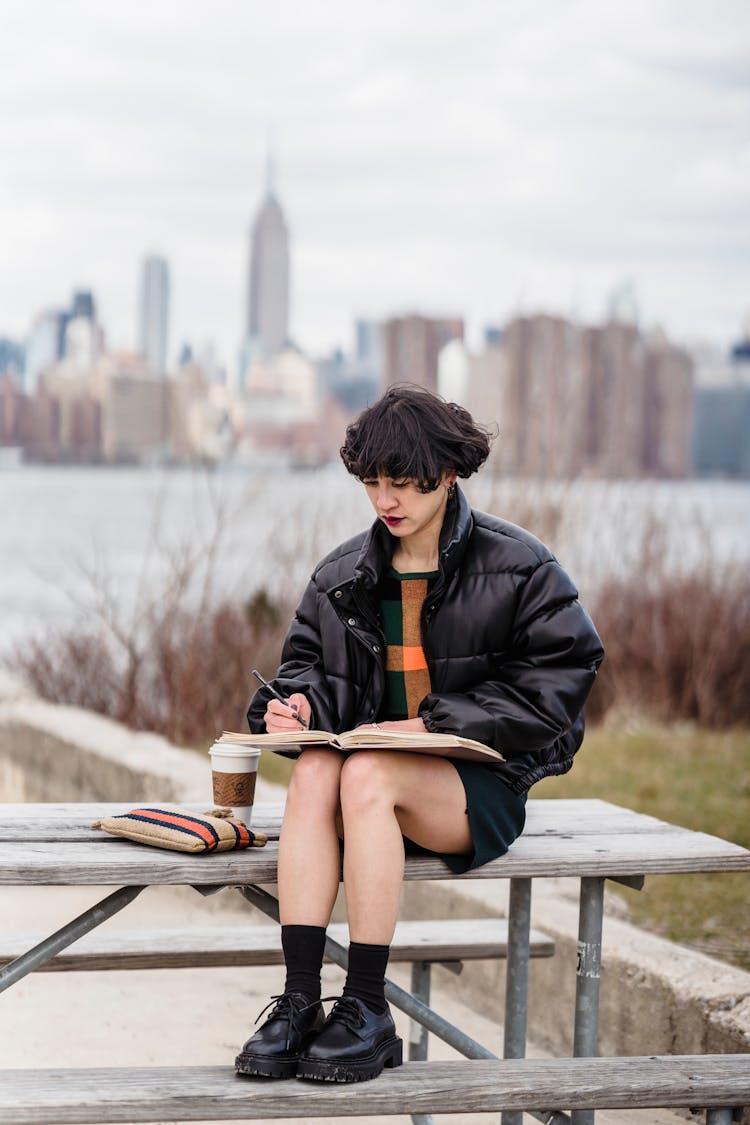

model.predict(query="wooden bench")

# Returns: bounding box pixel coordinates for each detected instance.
[0,917,554,972]
[0,1056,747,1124]
[0,916,553,1079]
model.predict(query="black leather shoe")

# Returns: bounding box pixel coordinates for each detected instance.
[235,991,325,1078]
[297,995,403,1082]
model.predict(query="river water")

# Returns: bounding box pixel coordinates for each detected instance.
[1,465,748,654]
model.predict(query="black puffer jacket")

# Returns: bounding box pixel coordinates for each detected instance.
[247,486,604,794]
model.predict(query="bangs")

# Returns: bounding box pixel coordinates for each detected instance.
[340,384,493,489]
[346,401,444,491]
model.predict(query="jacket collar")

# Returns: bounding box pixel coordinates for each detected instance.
[353,483,473,590]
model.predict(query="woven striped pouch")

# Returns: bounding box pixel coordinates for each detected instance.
[92,806,266,852]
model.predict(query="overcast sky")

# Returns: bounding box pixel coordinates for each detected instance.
[1,0,748,371]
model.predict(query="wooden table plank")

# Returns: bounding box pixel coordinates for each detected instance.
[0,825,747,885]
[0,804,285,842]
[0,1057,748,1122]
[0,799,700,843]
[0,799,615,818]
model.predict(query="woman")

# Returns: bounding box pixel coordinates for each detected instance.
[236,384,604,1083]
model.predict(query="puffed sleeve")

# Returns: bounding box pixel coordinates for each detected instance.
[246,576,338,733]
[418,559,604,756]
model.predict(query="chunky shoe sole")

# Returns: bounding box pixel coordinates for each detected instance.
[235,1051,299,1079]
[297,1035,403,1083]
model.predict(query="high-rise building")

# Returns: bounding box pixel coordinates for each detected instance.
[474,313,694,479]
[381,314,464,392]
[693,386,750,476]
[24,312,62,394]
[139,255,170,374]
[24,291,103,392]
[246,152,290,359]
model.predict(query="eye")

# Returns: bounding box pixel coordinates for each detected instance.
[362,479,378,488]
[392,479,410,489]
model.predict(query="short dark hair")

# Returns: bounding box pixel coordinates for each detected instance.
[340,384,495,492]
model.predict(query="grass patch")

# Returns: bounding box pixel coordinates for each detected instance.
[534,724,750,971]
[258,750,294,788]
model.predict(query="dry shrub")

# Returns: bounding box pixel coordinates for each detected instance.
[588,551,750,728]
[8,473,305,747]
[10,479,749,737]
[469,477,565,549]
[12,592,291,748]
[14,630,122,716]
[137,594,291,744]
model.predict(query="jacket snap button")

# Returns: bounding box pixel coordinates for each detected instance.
[347,617,357,626]
[373,644,380,653]
[334,590,343,598]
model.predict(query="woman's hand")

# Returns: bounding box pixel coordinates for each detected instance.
[356,717,427,733]
[264,693,312,733]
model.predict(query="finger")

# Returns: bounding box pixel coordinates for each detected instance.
[264,710,303,733]
[287,693,312,720]
[267,698,295,716]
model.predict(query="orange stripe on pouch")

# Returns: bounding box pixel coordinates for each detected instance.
[129,810,217,848]
[231,821,251,847]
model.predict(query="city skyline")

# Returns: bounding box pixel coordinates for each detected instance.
[1,1,748,368]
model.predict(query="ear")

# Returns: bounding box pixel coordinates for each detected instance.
[444,470,457,487]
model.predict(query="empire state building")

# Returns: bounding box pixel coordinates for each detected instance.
[246,154,290,359]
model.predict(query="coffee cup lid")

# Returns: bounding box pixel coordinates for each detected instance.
[209,742,261,759]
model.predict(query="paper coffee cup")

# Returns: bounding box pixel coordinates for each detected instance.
[208,742,260,826]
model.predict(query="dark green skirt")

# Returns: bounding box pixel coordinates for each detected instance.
[405,760,527,874]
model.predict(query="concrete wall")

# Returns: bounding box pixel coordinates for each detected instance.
[399,876,750,1061]
[1,680,748,1080]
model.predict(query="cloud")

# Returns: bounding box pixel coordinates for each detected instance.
[0,0,748,362]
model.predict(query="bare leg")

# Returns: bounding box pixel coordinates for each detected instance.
[339,751,471,943]
[278,749,346,926]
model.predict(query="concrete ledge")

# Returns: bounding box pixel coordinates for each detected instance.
[0,696,220,804]
[1,690,748,1089]
[397,865,750,1076]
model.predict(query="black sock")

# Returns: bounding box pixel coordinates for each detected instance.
[343,941,390,1013]
[281,924,326,1002]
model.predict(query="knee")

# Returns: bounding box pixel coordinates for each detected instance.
[339,751,395,813]
[287,749,343,811]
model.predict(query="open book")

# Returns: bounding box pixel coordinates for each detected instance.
[217,728,504,765]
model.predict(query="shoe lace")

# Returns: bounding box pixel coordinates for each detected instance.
[318,994,367,1033]
[253,992,320,1052]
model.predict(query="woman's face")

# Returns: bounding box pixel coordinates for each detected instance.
[362,473,455,543]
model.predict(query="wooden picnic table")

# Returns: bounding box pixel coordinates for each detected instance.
[1,798,748,1125]
[1,797,747,881]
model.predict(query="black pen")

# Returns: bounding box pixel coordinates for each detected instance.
[250,669,309,729]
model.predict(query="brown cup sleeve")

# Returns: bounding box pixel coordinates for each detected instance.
[212,770,257,808]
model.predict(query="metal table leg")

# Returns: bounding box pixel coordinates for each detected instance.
[570,877,605,1125]
[409,962,431,1063]
[502,877,532,1125]
[0,885,146,994]
[409,961,435,1125]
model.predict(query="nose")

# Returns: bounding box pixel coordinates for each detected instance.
[377,484,398,511]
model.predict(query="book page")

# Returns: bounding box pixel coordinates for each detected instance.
[219,730,341,746]
[337,730,502,757]
[218,729,503,763]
